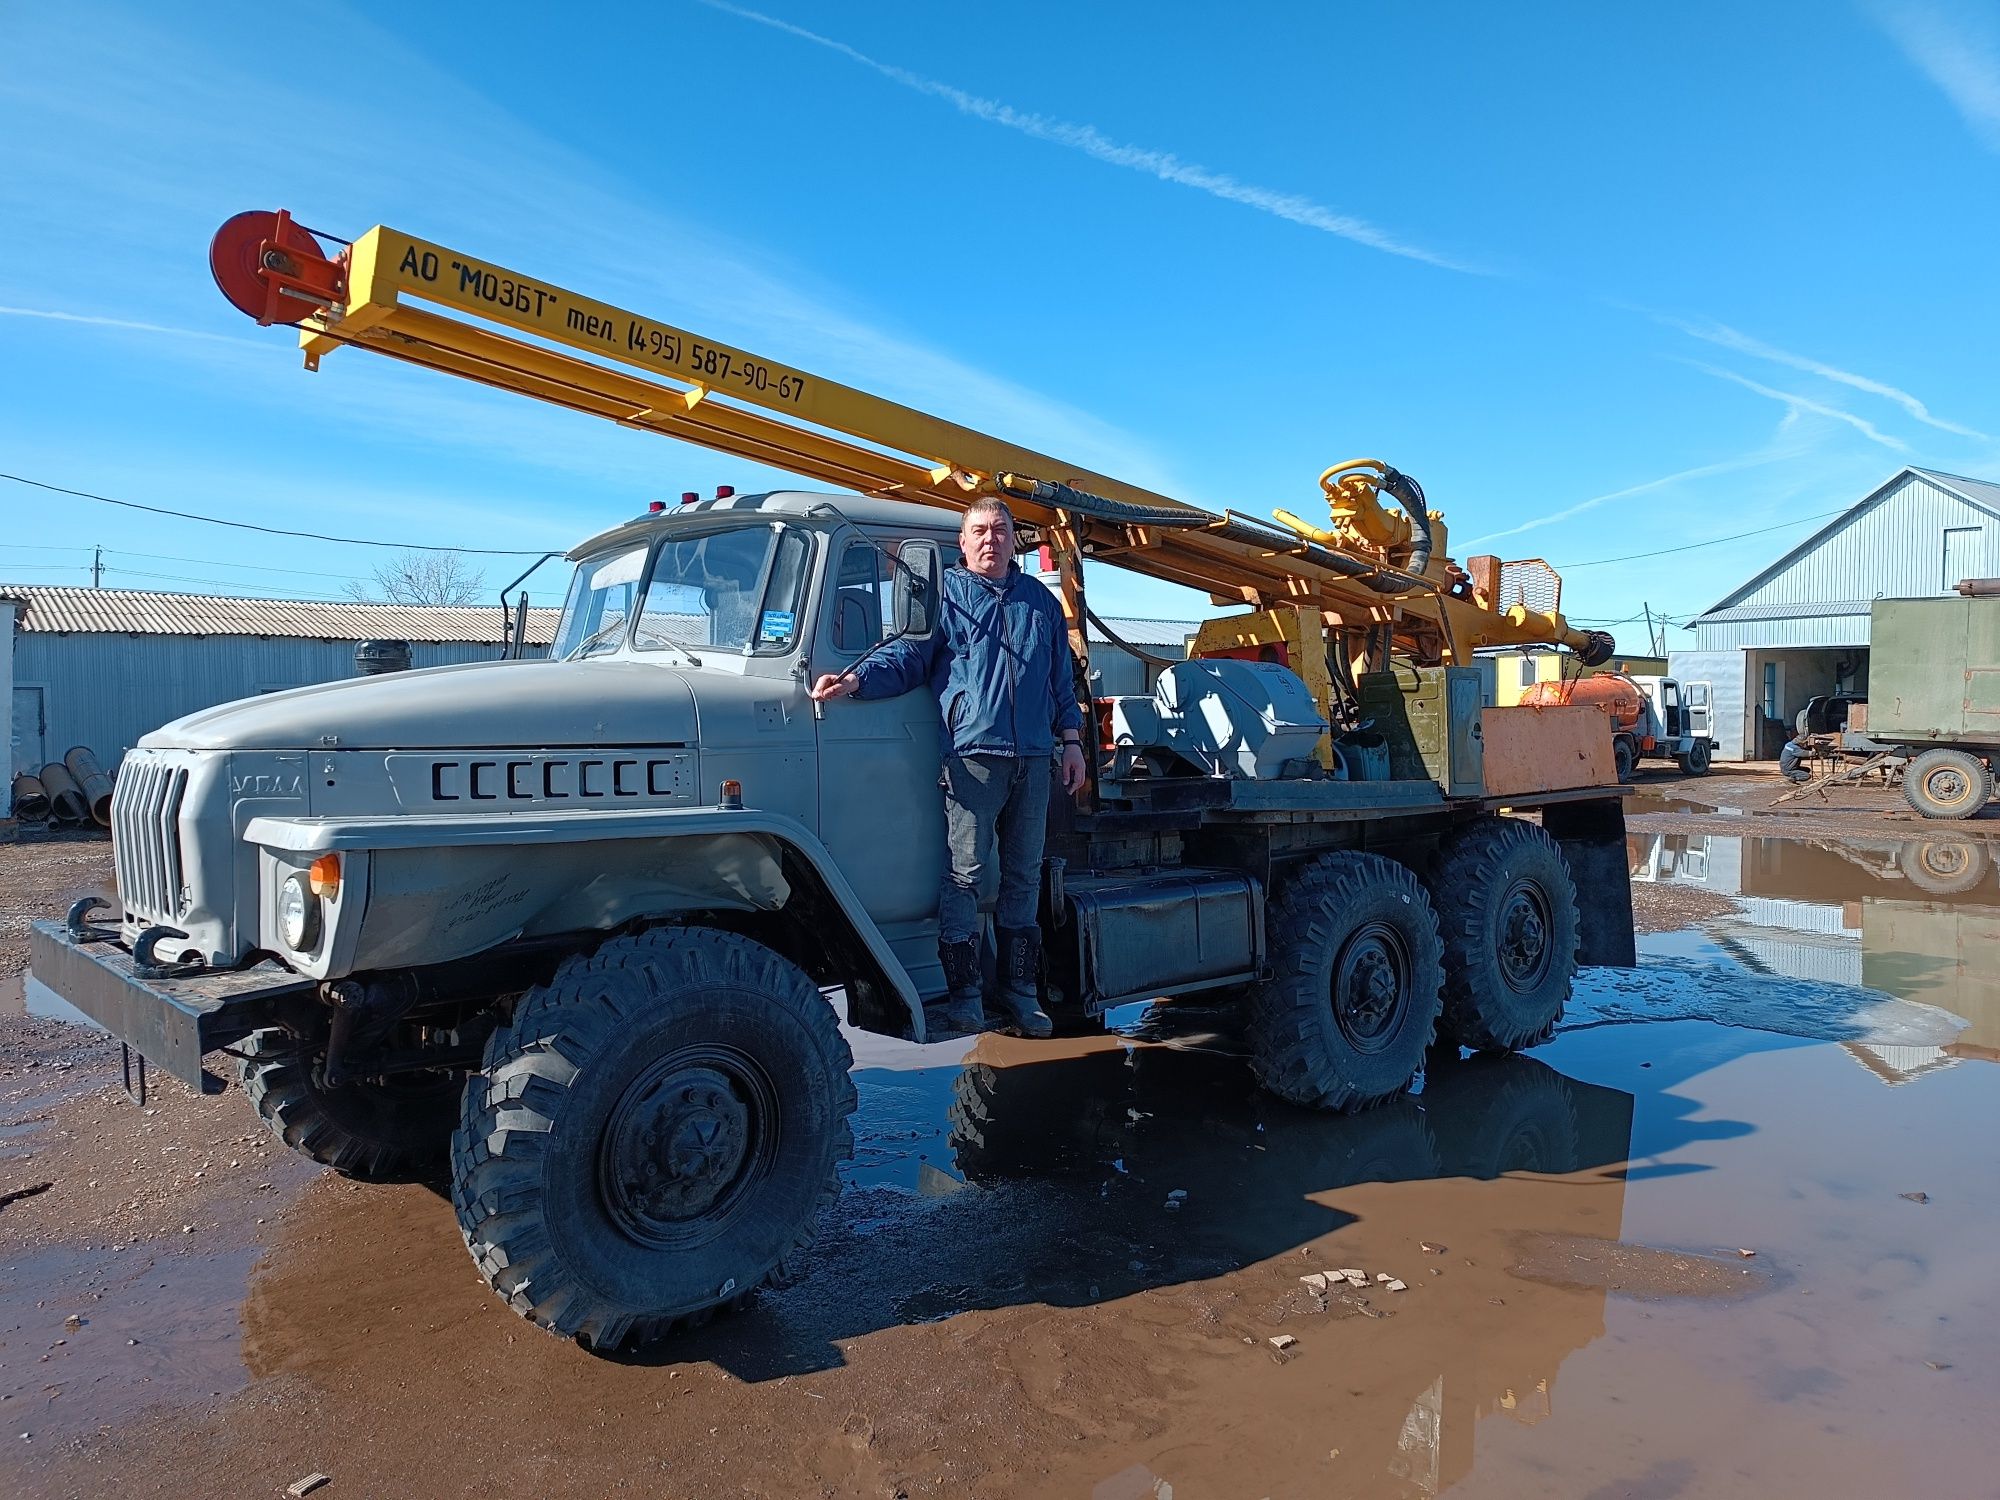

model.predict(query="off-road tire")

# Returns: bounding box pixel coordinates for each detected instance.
[236,1027,460,1182]
[451,926,856,1350]
[1902,748,1993,821]
[1612,737,1636,783]
[1674,738,1712,776]
[1248,852,1443,1113]
[1427,817,1579,1053]
[1899,838,1990,896]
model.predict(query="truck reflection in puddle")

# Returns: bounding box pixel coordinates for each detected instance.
[817,1035,1639,1497]
[1629,829,2000,1073]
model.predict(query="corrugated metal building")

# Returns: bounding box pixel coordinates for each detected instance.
[1671,467,2000,760]
[6,587,557,790]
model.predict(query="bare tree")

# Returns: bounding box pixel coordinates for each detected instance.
[344,550,482,607]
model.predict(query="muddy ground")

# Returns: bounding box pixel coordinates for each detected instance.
[3,779,1997,1499]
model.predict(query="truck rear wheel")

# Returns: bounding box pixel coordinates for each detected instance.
[451,926,855,1350]
[1248,852,1443,1113]
[236,1028,460,1182]
[1902,748,1992,820]
[1674,738,1712,776]
[1613,737,1636,783]
[1427,816,1579,1052]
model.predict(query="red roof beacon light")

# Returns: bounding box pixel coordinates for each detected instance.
[680,491,700,505]
[715,485,735,499]
[647,501,667,513]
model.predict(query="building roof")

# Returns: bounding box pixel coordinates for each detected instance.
[4,585,559,644]
[1698,466,2000,620]
[1087,616,1198,648]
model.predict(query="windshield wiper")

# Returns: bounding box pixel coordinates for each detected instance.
[566,619,629,659]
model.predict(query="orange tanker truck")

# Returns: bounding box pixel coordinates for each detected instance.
[1519,671,1716,780]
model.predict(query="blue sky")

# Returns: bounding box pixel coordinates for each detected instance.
[2,0,1996,646]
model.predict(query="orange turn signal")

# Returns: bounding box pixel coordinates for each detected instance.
[309,853,342,899]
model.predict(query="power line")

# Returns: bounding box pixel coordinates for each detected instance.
[1555,507,1846,569]
[0,472,558,557]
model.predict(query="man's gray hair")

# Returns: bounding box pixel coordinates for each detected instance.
[960,496,1017,531]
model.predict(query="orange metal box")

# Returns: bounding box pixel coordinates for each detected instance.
[1481,704,1616,796]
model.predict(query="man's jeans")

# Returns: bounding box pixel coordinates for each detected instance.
[939,753,1052,944]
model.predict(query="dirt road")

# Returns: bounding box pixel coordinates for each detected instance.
[4,792,1997,1498]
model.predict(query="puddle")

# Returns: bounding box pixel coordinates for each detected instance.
[2,970,102,1031]
[1632,790,1742,816]
[1628,829,2000,1067]
[0,1241,257,1443]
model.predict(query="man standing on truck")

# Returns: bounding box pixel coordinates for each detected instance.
[810,499,1089,1038]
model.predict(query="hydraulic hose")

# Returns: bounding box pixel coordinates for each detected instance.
[1372,466,1432,591]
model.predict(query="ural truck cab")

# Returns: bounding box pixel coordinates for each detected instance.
[30,213,1639,1350]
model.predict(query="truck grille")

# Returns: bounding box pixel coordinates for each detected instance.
[113,757,190,926]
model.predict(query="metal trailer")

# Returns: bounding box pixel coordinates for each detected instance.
[28,211,1639,1352]
[1840,597,2000,819]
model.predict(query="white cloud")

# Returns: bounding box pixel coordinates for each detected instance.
[697,1,1481,275]
[1668,315,1986,439]
[1869,0,2000,152]
[1689,363,1911,452]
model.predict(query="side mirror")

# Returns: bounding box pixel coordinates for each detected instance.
[896,543,938,636]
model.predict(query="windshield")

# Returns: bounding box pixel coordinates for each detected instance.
[554,524,811,661]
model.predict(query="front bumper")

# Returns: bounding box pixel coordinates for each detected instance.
[27,919,316,1093]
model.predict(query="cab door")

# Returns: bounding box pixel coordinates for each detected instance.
[813,531,953,993]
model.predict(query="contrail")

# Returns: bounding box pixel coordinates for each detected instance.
[697,1,1481,274]
[1461,450,1789,550]
[1692,364,1911,454]
[0,305,256,345]
[1672,316,1986,440]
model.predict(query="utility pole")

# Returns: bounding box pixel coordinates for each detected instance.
[91,545,103,589]
[1642,602,1654,659]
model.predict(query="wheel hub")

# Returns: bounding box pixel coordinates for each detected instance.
[1930,769,1969,804]
[1332,923,1410,1053]
[1497,881,1554,991]
[603,1059,766,1243]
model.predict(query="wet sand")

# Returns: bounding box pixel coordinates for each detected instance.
[4,812,1999,1498]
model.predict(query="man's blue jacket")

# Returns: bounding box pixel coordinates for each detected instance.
[851,563,1085,759]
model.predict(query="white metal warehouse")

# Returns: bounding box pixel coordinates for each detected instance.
[5,588,556,801]
[1671,467,2000,760]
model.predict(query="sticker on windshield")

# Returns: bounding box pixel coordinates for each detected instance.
[759,610,796,643]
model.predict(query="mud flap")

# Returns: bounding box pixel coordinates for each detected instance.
[1540,797,1637,968]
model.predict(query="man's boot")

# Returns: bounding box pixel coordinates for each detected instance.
[994,926,1054,1039]
[938,938,985,1033]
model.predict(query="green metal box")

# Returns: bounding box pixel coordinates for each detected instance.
[1357,665,1486,797]
[1869,597,2000,744]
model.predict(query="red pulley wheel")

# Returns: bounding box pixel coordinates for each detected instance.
[209,210,326,323]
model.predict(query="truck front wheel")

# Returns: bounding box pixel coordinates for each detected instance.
[1248,852,1443,1113]
[1902,748,1993,820]
[1427,816,1579,1053]
[451,926,856,1350]
[236,1028,460,1182]
[1675,738,1712,776]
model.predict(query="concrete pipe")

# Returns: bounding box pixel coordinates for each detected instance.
[38,761,91,824]
[63,746,117,827]
[10,772,50,822]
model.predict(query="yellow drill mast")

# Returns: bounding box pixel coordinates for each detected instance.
[210,210,1613,702]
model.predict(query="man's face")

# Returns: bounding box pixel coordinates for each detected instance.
[961,508,1015,579]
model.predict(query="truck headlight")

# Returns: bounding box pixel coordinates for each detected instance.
[278,873,321,950]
